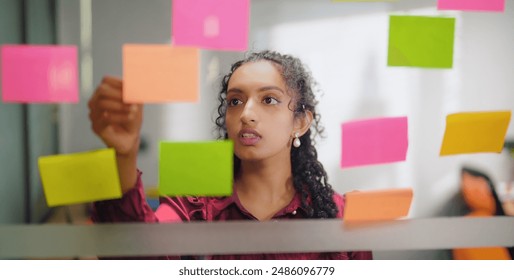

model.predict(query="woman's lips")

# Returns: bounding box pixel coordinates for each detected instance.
[239,129,261,146]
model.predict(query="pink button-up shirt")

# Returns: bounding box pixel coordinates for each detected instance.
[92,171,373,260]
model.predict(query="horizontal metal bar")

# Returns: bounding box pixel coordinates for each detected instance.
[1,217,513,259]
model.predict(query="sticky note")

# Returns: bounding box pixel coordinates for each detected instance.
[1,45,78,103]
[332,0,392,1]
[341,116,408,168]
[440,111,511,156]
[38,149,122,207]
[172,0,249,51]
[388,16,455,68]
[159,141,233,196]
[344,188,413,222]
[438,0,505,12]
[155,204,182,223]
[123,44,199,103]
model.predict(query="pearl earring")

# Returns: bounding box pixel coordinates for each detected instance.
[293,132,301,148]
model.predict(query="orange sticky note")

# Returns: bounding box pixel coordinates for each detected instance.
[344,188,413,222]
[123,44,199,103]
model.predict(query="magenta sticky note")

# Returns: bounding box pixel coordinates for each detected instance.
[341,116,408,168]
[155,204,183,223]
[172,0,249,51]
[1,45,78,103]
[438,0,505,12]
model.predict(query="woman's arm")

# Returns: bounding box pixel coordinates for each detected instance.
[88,76,142,194]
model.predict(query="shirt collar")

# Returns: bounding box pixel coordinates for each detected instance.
[209,185,309,218]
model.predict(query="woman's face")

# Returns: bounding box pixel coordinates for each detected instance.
[225,60,298,162]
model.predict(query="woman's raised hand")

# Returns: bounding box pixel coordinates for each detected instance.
[88,76,143,157]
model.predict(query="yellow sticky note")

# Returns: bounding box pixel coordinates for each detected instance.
[440,111,511,156]
[38,149,122,207]
[123,44,199,103]
[344,188,413,222]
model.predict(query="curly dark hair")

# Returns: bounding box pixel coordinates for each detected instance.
[214,50,338,219]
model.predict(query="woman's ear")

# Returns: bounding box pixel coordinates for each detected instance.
[294,110,313,137]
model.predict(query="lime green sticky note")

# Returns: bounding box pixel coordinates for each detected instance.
[38,149,122,207]
[388,15,455,68]
[159,141,233,196]
[440,111,511,156]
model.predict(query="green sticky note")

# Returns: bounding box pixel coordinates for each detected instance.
[38,149,122,207]
[159,141,233,196]
[388,15,455,68]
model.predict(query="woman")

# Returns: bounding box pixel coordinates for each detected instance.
[88,50,372,260]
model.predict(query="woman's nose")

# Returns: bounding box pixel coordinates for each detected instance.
[240,99,258,124]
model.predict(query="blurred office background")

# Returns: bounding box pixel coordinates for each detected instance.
[1,0,513,259]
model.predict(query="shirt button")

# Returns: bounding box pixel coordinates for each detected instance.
[292,210,297,215]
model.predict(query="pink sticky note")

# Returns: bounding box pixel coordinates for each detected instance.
[155,204,183,223]
[1,45,78,103]
[438,0,505,12]
[172,0,249,51]
[341,116,408,168]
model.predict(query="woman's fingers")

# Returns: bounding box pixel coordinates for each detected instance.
[96,83,123,101]
[101,111,137,124]
[89,110,108,135]
[89,80,129,121]
[97,99,132,113]
[90,109,135,125]
[88,76,142,154]
[89,79,122,105]
[101,76,122,90]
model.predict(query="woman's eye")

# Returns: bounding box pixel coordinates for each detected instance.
[263,97,279,105]
[228,98,242,106]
